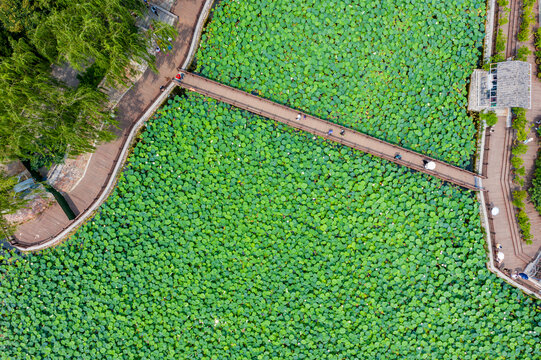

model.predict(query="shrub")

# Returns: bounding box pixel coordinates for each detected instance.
[517,4,535,42]
[492,53,506,63]
[516,209,533,243]
[512,189,527,208]
[495,29,506,54]
[535,29,541,78]
[512,143,528,155]
[511,155,524,169]
[530,149,541,212]
[515,46,531,61]
[515,166,526,176]
[512,108,530,141]
[535,28,541,49]
[480,111,498,126]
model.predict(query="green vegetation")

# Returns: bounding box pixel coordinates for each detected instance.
[535,28,541,78]
[517,0,536,42]
[0,0,173,86]
[516,45,531,62]
[77,63,108,89]
[495,29,506,55]
[485,2,508,67]
[0,0,175,169]
[510,108,533,243]
[513,191,533,242]
[1,95,540,358]
[0,170,28,235]
[531,149,541,212]
[2,0,539,358]
[484,29,506,68]
[512,109,531,143]
[480,111,498,126]
[0,40,115,167]
[497,0,510,25]
[196,0,485,167]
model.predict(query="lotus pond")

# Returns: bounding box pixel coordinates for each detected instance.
[1,95,540,359]
[195,0,485,167]
[2,0,540,358]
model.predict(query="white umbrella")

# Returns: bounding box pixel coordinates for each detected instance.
[496,251,505,263]
[491,207,500,216]
[424,161,436,170]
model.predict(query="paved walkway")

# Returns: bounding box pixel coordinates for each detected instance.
[177,71,485,191]
[520,0,541,268]
[483,113,536,269]
[11,0,207,247]
[480,0,541,295]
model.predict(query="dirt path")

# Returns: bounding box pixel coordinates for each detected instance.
[12,0,207,247]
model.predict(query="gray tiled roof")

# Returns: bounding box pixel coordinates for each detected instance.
[468,61,531,111]
[495,61,531,109]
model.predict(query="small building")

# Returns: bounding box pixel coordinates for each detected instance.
[468,61,531,111]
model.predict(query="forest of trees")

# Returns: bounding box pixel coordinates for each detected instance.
[0,0,175,233]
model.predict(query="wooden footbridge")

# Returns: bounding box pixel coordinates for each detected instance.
[175,71,486,191]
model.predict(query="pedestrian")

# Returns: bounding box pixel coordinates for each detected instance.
[160,85,165,92]
[143,0,149,6]
[151,6,158,15]
[328,129,333,135]
[340,129,345,135]
[296,114,301,121]
[155,46,161,53]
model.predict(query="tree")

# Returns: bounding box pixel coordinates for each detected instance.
[0,170,28,235]
[0,0,45,33]
[0,39,115,165]
[0,23,13,57]
[37,0,175,87]
[0,0,174,167]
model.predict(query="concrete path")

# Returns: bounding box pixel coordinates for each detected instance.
[177,71,486,191]
[480,0,541,295]
[11,0,207,247]
[483,113,533,269]
[520,0,541,268]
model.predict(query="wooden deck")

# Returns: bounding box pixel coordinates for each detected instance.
[176,71,485,191]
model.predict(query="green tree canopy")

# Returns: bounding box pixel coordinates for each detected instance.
[0,40,115,164]
[0,169,28,234]
[0,0,50,33]
[34,0,166,86]
[0,0,175,170]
